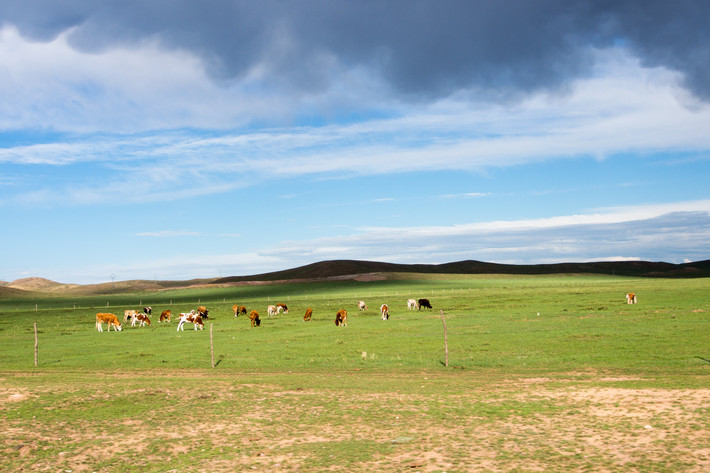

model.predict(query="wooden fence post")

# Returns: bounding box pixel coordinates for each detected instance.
[440,310,448,368]
[210,324,215,368]
[34,323,38,367]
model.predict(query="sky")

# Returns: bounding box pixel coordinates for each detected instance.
[2,0,710,284]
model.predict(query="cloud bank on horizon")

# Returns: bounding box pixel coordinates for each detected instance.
[1,0,710,283]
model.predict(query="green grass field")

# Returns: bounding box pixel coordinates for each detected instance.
[1,274,709,472]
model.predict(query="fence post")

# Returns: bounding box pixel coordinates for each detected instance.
[34,323,38,367]
[210,324,215,368]
[440,310,448,368]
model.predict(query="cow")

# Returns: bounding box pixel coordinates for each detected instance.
[407,299,418,310]
[197,306,209,319]
[159,310,172,323]
[96,313,122,332]
[626,293,637,304]
[276,303,289,314]
[380,304,389,320]
[335,309,348,326]
[232,304,242,317]
[238,305,247,316]
[267,305,277,316]
[418,298,432,310]
[124,309,138,322]
[249,310,261,327]
[132,313,151,327]
[358,300,368,311]
[303,307,313,321]
[177,310,204,331]
[143,306,152,315]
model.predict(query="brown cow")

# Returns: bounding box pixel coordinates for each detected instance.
[249,310,261,327]
[232,304,242,317]
[96,313,122,332]
[159,310,172,323]
[238,305,247,316]
[335,309,348,326]
[197,305,209,319]
[626,293,637,304]
[276,303,289,314]
[303,307,313,322]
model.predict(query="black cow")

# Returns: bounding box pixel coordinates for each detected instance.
[418,298,432,310]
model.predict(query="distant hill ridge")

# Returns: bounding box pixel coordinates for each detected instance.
[2,259,709,298]
[213,259,710,283]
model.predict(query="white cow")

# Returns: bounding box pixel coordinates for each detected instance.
[267,305,277,316]
[358,300,368,311]
[407,299,418,310]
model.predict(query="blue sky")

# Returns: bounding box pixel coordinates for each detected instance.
[2,0,710,284]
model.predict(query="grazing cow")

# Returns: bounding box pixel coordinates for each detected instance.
[303,307,313,322]
[232,304,242,317]
[238,305,247,316]
[132,313,151,327]
[249,310,261,327]
[96,313,122,332]
[143,306,152,315]
[276,303,289,314]
[418,298,432,310]
[380,304,389,320]
[335,309,348,326]
[407,299,418,310]
[197,306,209,319]
[124,309,138,322]
[626,293,637,304]
[159,310,172,323]
[358,300,368,311]
[177,311,204,331]
[267,305,277,316]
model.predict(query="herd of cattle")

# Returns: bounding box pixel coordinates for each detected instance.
[96,293,638,332]
[94,298,435,332]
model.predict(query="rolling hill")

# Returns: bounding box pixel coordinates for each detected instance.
[2,259,709,298]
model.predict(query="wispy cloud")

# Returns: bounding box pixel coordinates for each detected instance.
[135,230,202,237]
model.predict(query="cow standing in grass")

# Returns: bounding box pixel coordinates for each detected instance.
[96,313,122,332]
[335,309,348,326]
[407,299,418,310]
[303,308,313,321]
[626,293,637,304]
[358,300,368,311]
[380,304,389,320]
[418,298,432,310]
[177,311,204,331]
[159,310,172,323]
[249,310,261,327]
[276,303,289,314]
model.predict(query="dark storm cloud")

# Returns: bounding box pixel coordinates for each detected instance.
[2,0,710,100]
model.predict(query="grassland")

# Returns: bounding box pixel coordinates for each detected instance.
[1,273,708,472]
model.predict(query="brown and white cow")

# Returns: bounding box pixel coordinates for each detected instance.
[96,313,122,332]
[276,303,289,314]
[249,310,261,327]
[380,304,389,320]
[132,313,151,327]
[626,293,637,304]
[124,309,138,322]
[159,310,172,323]
[358,300,368,311]
[267,305,277,316]
[177,310,204,331]
[143,306,152,315]
[303,307,313,322]
[407,298,418,310]
[335,309,348,326]
[232,304,242,317]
